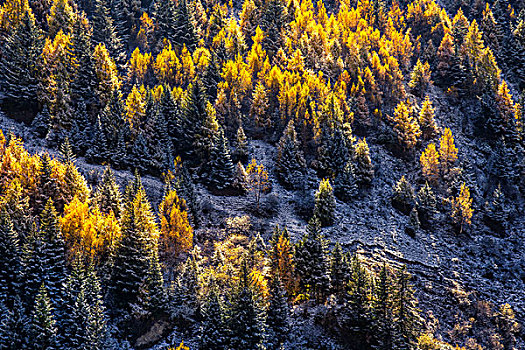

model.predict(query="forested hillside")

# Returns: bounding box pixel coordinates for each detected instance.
[0,0,523,348]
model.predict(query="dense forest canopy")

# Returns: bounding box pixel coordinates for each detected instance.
[0,0,523,348]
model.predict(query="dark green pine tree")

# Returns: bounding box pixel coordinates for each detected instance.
[69,99,92,155]
[276,119,306,189]
[39,200,67,304]
[85,115,109,165]
[207,127,235,191]
[159,86,182,156]
[198,284,229,350]
[0,297,29,349]
[343,254,373,348]
[30,284,59,350]
[0,9,43,112]
[148,108,174,176]
[128,131,152,174]
[313,178,336,227]
[136,248,166,319]
[373,262,394,350]
[100,89,127,150]
[153,0,177,48]
[228,261,266,350]
[294,217,331,302]
[334,160,358,202]
[108,185,160,315]
[200,53,221,100]
[71,13,97,105]
[316,123,349,179]
[32,105,52,138]
[330,243,349,299]
[181,83,208,161]
[392,266,421,350]
[232,125,249,164]
[0,210,22,307]
[168,257,201,332]
[261,0,285,58]
[94,166,123,218]
[92,0,126,66]
[416,182,436,229]
[173,0,197,51]
[392,176,415,215]
[266,275,289,350]
[58,137,76,165]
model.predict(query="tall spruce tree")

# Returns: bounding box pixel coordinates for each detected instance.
[334,161,358,202]
[0,210,22,307]
[173,0,197,51]
[392,266,421,350]
[94,166,123,218]
[207,128,235,191]
[0,9,43,112]
[228,261,266,350]
[0,297,29,349]
[313,178,336,227]
[373,262,394,350]
[198,284,229,350]
[108,183,160,315]
[276,120,306,189]
[266,275,289,350]
[294,217,331,302]
[30,284,59,350]
[92,0,125,66]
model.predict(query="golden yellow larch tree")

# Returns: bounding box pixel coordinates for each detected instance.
[392,100,421,150]
[60,196,121,262]
[438,127,458,173]
[125,84,147,129]
[127,47,151,86]
[136,12,154,52]
[179,44,195,85]
[158,189,193,268]
[420,143,440,183]
[247,26,266,78]
[250,82,270,128]
[93,43,121,106]
[47,0,75,37]
[419,96,438,139]
[0,0,30,32]
[154,41,181,87]
[450,182,473,233]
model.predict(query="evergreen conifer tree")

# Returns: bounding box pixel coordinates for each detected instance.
[0,9,43,112]
[173,0,197,51]
[198,284,229,350]
[276,120,306,189]
[94,166,122,218]
[330,243,349,299]
[416,182,436,228]
[266,275,289,350]
[32,105,52,138]
[294,217,331,302]
[232,125,249,164]
[334,161,358,202]
[168,257,201,332]
[484,184,509,234]
[30,284,59,350]
[228,261,266,350]
[208,128,235,191]
[108,185,160,315]
[0,297,29,349]
[0,210,22,307]
[354,138,374,188]
[392,176,416,215]
[373,263,394,350]
[392,266,421,350]
[92,0,125,66]
[313,178,336,227]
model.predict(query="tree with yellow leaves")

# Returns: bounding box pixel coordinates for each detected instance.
[420,143,440,183]
[125,84,146,129]
[127,47,151,86]
[392,100,421,151]
[136,12,154,52]
[438,128,458,174]
[154,41,181,87]
[158,189,193,269]
[269,225,296,296]
[419,96,438,139]
[408,59,432,96]
[93,43,120,106]
[450,182,473,233]
[246,158,269,210]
